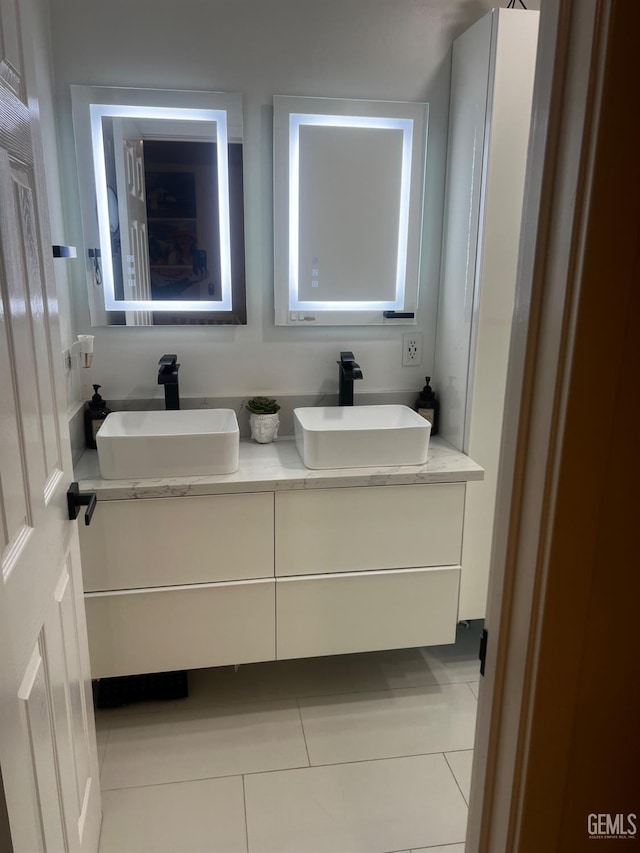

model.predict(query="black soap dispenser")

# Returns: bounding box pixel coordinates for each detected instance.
[84,384,111,449]
[415,376,439,435]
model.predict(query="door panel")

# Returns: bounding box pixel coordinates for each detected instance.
[18,643,67,851]
[6,162,62,498]
[0,0,23,97]
[48,563,96,845]
[17,174,63,482]
[0,163,35,574]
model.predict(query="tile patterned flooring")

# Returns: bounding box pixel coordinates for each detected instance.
[96,621,482,852]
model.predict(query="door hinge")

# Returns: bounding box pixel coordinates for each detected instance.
[479,628,488,676]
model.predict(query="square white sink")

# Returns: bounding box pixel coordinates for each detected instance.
[96,410,239,479]
[294,405,431,469]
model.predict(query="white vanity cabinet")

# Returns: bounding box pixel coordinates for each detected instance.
[84,580,276,679]
[81,493,274,590]
[276,567,460,659]
[79,493,276,678]
[76,438,481,679]
[274,485,463,658]
[275,484,464,576]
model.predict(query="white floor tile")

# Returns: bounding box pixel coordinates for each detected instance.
[345,623,483,692]
[468,681,479,699]
[299,683,477,765]
[245,754,467,853]
[420,621,484,685]
[99,776,247,853]
[445,750,474,804]
[412,846,465,852]
[186,655,353,707]
[100,699,308,789]
[346,647,441,692]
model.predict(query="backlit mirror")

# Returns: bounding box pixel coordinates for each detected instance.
[71,86,246,326]
[273,96,427,326]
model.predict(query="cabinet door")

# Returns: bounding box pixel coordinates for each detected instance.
[275,484,464,576]
[276,566,460,659]
[80,492,274,590]
[85,578,275,678]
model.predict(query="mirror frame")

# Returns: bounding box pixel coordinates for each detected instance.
[71,86,244,321]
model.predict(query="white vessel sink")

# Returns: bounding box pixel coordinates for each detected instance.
[294,405,431,470]
[96,409,239,479]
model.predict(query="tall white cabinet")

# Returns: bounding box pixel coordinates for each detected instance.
[434,8,539,619]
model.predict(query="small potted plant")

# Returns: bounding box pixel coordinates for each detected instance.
[246,396,281,443]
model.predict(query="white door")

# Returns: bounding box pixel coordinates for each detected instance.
[0,4,102,851]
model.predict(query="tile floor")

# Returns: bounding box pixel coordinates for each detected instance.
[96,621,482,852]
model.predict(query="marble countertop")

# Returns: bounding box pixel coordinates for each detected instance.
[74,435,484,500]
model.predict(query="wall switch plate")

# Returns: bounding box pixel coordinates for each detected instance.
[402,332,423,366]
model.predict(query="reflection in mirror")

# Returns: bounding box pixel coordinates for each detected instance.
[71,88,246,326]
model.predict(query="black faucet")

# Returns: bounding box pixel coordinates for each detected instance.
[337,351,363,406]
[158,354,180,410]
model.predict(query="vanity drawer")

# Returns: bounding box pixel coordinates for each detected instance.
[80,492,274,591]
[276,566,460,660]
[275,484,464,576]
[85,578,275,678]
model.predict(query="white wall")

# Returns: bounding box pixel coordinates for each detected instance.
[50,0,501,402]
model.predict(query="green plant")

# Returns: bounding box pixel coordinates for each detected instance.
[246,396,280,415]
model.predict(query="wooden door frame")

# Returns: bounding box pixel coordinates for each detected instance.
[468,0,640,849]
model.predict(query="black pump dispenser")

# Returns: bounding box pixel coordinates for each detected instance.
[84,384,111,449]
[415,376,439,435]
[89,384,105,410]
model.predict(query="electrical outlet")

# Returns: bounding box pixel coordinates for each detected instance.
[402,333,423,366]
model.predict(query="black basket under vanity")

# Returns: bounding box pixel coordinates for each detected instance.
[94,670,189,709]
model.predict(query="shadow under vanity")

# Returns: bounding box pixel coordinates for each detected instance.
[75,436,483,680]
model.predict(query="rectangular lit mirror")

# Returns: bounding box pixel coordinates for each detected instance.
[273,96,427,326]
[71,86,246,326]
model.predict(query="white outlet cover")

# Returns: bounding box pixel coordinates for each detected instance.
[402,332,423,366]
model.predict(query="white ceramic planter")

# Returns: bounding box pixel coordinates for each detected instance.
[249,412,280,443]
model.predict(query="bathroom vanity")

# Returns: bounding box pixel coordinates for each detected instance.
[75,437,483,678]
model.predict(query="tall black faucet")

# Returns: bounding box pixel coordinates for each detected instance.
[158,354,180,410]
[337,351,363,406]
